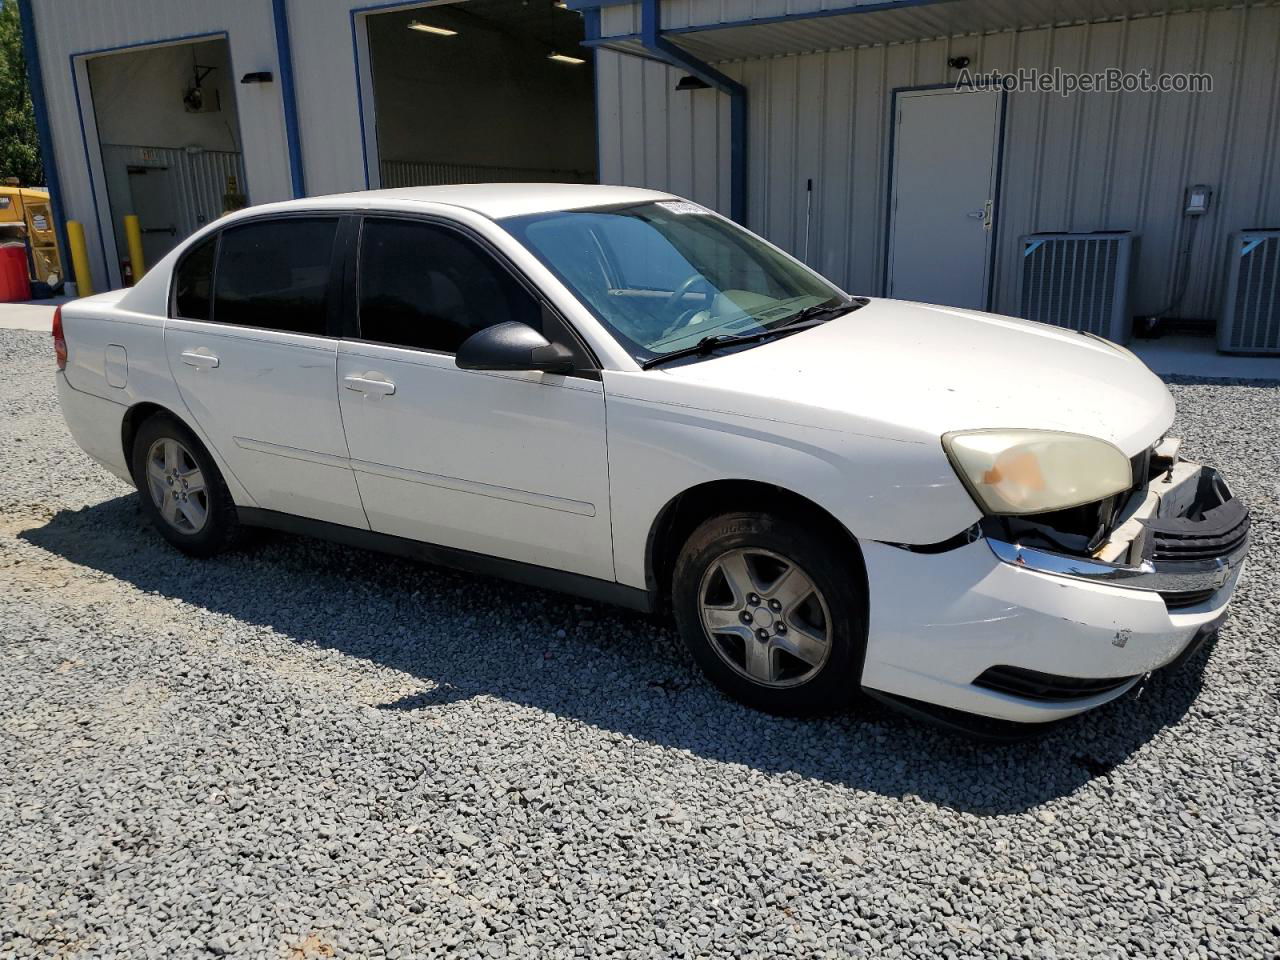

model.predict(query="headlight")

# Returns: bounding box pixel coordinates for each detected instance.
[943,429,1132,515]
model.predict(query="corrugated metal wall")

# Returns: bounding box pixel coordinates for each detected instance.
[29,0,295,291]
[597,4,1280,320]
[381,159,595,188]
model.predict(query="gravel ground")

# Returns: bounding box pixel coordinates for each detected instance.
[1,327,1278,959]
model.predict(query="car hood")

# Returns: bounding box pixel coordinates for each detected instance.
[658,299,1175,455]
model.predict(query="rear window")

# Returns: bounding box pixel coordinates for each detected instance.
[212,218,339,335]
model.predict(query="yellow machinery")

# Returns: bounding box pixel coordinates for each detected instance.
[0,183,63,286]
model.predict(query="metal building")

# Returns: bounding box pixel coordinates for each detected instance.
[21,0,1280,330]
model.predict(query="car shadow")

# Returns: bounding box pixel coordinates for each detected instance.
[20,494,1213,816]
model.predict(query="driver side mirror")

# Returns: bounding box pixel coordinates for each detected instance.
[455,321,575,375]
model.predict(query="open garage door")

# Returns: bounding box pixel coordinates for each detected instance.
[86,37,248,282]
[363,0,596,188]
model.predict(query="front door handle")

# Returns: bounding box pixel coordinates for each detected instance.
[180,348,220,369]
[343,373,396,397]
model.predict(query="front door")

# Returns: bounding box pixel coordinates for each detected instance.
[887,88,1003,310]
[164,216,367,529]
[336,216,614,580]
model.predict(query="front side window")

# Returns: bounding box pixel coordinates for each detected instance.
[501,202,848,364]
[358,218,540,353]
[212,218,339,335]
[173,235,216,321]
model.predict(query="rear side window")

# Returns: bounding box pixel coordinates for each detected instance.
[212,218,339,335]
[173,235,216,321]
[358,218,540,353]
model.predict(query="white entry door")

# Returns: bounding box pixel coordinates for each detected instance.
[887,88,1002,310]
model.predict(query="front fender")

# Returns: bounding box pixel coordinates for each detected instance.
[602,374,980,591]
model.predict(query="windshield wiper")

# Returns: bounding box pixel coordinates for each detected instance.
[780,297,868,329]
[641,321,826,370]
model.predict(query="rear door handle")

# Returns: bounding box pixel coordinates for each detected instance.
[180,349,219,369]
[343,373,396,397]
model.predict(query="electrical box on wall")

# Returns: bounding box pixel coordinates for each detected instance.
[1185,184,1213,216]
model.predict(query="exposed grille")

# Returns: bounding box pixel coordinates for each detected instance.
[1019,232,1137,343]
[1219,230,1280,354]
[974,665,1137,702]
[1147,495,1249,564]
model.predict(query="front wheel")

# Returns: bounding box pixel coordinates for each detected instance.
[671,511,868,715]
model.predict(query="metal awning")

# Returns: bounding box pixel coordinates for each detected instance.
[584,0,1263,63]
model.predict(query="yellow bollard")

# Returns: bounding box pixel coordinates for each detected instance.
[123,214,145,282]
[65,220,93,297]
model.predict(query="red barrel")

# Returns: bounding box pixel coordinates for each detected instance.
[0,245,31,302]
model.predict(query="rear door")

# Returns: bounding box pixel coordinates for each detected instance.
[335,215,613,579]
[164,216,367,528]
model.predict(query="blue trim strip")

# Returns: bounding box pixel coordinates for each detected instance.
[662,0,962,36]
[68,56,110,283]
[16,0,71,279]
[67,30,229,289]
[639,0,746,223]
[272,0,306,197]
[349,2,427,189]
[350,9,372,189]
[574,0,959,25]
[585,9,602,183]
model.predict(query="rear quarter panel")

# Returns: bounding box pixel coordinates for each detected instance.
[58,295,256,505]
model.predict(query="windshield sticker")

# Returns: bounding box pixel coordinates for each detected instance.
[655,200,708,215]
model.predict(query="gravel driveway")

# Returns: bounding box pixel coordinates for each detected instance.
[1,328,1277,959]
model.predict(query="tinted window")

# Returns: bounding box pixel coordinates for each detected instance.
[213,218,338,334]
[173,235,216,320]
[358,218,539,353]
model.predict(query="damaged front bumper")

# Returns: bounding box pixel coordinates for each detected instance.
[858,449,1249,728]
[985,457,1250,609]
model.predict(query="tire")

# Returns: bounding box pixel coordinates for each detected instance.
[671,511,868,715]
[130,412,240,557]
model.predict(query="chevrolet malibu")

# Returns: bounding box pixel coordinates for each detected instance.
[53,184,1249,731]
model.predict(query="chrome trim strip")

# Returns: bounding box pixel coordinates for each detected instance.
[987,536,1249,594]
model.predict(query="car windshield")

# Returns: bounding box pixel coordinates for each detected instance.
[501,201,850,364]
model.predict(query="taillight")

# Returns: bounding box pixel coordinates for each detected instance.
[52,305,67,370]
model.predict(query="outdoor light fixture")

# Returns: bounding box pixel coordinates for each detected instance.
[407,20,458,35]
[240,71,274,84]
[547,51,586,64]
[675,75,711,91]
[554,0,568,7]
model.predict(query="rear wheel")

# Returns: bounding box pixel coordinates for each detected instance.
[130,413,239,557]
[671,511,868,715]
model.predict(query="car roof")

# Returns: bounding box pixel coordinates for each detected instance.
[284,183,678,220]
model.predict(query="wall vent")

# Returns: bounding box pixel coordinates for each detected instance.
[1218,230,1280,355]
[1018,232,1137,344]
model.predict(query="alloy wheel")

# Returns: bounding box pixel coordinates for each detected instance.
[697,547,833,688]
[145,437,209,534]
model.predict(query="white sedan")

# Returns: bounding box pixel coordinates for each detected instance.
[54,184,1249,732]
